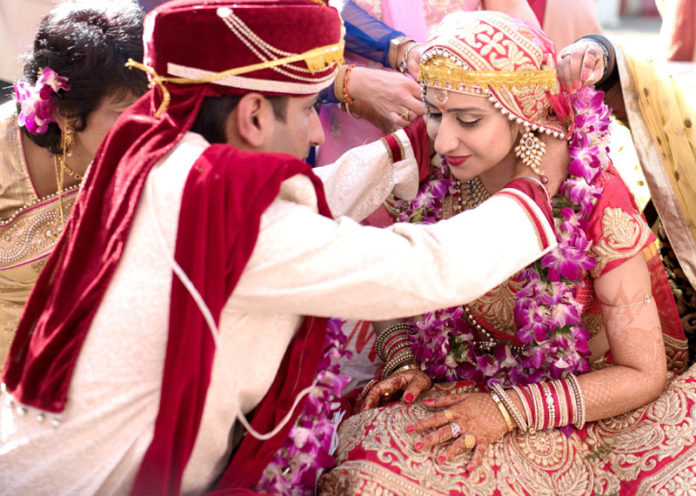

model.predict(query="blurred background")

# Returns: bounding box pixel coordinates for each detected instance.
[599,0,663,59]
[0,0,679,102]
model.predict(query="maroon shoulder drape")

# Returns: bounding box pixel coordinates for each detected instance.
[130,145,333,495]
[2,83,218,410]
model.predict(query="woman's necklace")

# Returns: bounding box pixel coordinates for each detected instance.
[61,162,83,181]
[455,176,490,212]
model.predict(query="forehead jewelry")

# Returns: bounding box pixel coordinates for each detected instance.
[436,87,448,110]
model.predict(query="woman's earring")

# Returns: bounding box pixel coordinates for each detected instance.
[514,128,548,184]
[60,126,82,181]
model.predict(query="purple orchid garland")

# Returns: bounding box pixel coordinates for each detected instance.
[257,318,351,495]
[14,67,70,135]
[405,86,612,389]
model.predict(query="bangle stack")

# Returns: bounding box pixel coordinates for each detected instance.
[376,322,418,379]
[500,375,587,433]
[489,383,528,432]
[491,392,515,432]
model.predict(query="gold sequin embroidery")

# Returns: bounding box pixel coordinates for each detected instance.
[591,207,650,277]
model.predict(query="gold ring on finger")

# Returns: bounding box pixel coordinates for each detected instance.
[401,110,410,121]
[463,433,476,450]
[443,409,454,421]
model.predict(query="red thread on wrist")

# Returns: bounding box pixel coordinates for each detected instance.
[343,63,355,105]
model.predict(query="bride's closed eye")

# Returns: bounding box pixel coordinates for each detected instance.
[457,117,481,127]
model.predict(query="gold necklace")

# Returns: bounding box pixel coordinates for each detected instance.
[454,176,490,212]
[61,162,83,181]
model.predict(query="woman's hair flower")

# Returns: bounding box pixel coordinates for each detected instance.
[14,67,70,135]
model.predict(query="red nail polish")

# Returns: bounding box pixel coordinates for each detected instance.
[414,442,423,451]
[406,424,415,433]
[404,393,414,403]
[423,398,434,404]
[437,455,447,464]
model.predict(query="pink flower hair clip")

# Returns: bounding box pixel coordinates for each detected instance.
[14,67,71,134]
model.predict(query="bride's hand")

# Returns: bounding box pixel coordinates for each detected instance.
[406,392,509,472]
[360,368,432,411]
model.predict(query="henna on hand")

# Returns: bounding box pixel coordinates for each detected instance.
[360,369,432,411]
[557,39,606,90]
[406,393,509,471]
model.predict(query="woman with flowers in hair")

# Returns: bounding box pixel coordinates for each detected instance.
[321,11,692,495]
[0,0,147,365]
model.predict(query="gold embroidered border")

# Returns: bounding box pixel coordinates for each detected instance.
[590,208,651,277]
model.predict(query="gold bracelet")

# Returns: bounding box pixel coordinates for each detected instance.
[391,362,421,376]
[491,384,527,432]
[491,393,515,432]
[382,351,416,379]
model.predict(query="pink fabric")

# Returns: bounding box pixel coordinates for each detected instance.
[382,0,428,43]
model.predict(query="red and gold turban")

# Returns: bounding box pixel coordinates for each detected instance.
[131,0,344,116]
[419,11,569,138]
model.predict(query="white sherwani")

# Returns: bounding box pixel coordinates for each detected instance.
[0,130,555,494]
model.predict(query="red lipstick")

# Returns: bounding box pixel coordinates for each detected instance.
[445,155,470,167]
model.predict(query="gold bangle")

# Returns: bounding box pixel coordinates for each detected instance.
[491,384,528,432]
[382,351,416,379]
[391,362,420,376]
[491,393,515,432]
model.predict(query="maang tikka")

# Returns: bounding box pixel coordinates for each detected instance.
[514,127,548,184]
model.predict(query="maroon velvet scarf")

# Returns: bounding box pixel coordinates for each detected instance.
[130,145,333,495]
[2,84,218,410]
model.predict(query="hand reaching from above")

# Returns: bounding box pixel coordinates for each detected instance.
[359,368,432,411]
[557,39,606,91]
[405,392,509,473]
[347,66,424,131]
[405,43,424,80]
